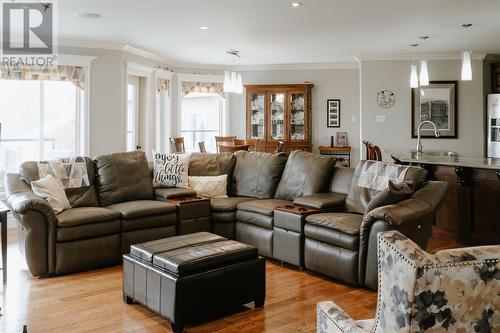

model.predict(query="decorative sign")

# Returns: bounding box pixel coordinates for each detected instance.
[377,90,396,109]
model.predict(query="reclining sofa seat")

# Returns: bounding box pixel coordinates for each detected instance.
[300,160,448,290]
[95,151,178,253]
[235,150,336,257]
[5,151,178,276]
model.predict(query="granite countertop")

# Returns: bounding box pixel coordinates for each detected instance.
[388,150,500,170]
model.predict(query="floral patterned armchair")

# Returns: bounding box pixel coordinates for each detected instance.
[317,230,500,333]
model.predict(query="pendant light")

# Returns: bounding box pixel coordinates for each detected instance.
[223,50,243,94]
[461,24,472,81]
[410,44,419,88]
[418,36,430,86]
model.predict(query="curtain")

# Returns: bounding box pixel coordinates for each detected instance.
[182,81,224,97]
[0,65,85,90]
[157,78,169,95]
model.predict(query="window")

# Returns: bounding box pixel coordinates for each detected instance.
[181,92,225,152]
[0,80,83,192]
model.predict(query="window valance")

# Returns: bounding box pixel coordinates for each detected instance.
[182,81,224,97]
[0,65,85,90]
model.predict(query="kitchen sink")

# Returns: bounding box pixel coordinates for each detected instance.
[412,150,458,157]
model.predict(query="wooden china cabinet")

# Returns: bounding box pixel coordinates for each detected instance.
[245,84,314,152]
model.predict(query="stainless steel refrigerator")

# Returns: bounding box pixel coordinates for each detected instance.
[487,94,500,158]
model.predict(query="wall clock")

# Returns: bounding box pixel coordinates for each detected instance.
[377,90,396,109]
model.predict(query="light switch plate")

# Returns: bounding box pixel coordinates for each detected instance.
[376,115,386,123]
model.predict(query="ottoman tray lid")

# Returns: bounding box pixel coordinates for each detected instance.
[130,232,225,263]
[153,240,258,276]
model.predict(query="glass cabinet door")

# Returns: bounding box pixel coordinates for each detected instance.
[250,93,265,139]
[290,93,305,140]
[269,93,285,140]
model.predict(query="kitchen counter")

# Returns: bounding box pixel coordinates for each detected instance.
[388,149,500,247]
[389,150,500,170]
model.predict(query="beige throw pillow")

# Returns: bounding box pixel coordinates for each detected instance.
[31,175,71,214]
[188,174,228,198]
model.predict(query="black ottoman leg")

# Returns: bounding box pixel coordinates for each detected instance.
[171,322,184,333]
[123,294,134,304]
[254,297,265,308]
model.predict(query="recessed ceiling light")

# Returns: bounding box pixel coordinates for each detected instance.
[73,12,102,19]
[198,26,210,30]
[290,2,303,7]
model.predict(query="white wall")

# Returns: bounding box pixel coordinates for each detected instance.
[229,68,361,166]
[60,46,164,157]
[360,59,485,161]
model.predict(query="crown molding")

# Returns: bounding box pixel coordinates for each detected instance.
[123,44,170,64]
[358,52,486,61]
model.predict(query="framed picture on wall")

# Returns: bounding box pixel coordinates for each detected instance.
[336,131,348,147]
[411,81,458,138]
[327,99,341,128]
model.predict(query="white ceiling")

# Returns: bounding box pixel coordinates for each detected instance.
[57,0,500,67]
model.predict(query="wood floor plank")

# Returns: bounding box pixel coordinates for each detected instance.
[0,228,459,332]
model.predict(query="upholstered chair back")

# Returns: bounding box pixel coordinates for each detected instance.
[317,231,500,332]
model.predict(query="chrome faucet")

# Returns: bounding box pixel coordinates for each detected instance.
[416,120,440,154]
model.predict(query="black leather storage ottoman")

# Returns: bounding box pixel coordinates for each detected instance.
[123,232,266,333]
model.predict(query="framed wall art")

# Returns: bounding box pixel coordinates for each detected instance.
[411,81,458,138]
[327,99,340,128]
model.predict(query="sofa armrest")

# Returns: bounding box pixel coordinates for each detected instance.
[363,198,433,227]
[154,187,197,201]
[317,301,372,333]
[433,245,500,263]
[293,193,345,210]
[8,191,57,221]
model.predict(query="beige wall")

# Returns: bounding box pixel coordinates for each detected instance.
[229,68,361,166]
[360,59,485,161]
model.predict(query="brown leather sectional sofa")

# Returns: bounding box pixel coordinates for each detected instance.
[5,150,448,290]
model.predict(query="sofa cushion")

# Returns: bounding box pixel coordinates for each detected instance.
[305,213,363,250]
[235,210,274,229]
[19,157,99,208]
[154,187,197,200]
[293,193,346,210]
[57,207,121,228]
[306,213,363,235]
[106,200,176,219]
[345,160,427,214]
[328,167,355,196]
[232,151,288,199]
[210,197,257,212]
[152,152,190,188]
[31,175,71,214]
[95,151,154,206]
[237,199,292,216]
[275,151,336,201]
[366,180,414,213]
[57,220,121,242]
[189,152,236,194]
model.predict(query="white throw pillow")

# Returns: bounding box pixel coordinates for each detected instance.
[153,152,190,188]
[31,175,71,214]
[188,174,228,198]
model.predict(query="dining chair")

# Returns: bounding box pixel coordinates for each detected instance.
[198,141,207,153]
[362,140,382,161]
[215,136,237,152]
[218,144,250,153]
[274,141,285,153]
[169,137,185,153]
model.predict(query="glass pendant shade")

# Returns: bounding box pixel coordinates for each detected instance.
[235,74,243,94]
[410,64,419,88]
[419,60,429,86]
[461,51,472,81]
[223,71,231,91]
[223,71,243,94]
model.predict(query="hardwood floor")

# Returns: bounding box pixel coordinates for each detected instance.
[0,228,459,333]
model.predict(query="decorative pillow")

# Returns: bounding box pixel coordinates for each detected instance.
[188,174,228,198]
[365,180,415,213]
[153,152,190,188]
[31,174,71,214]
